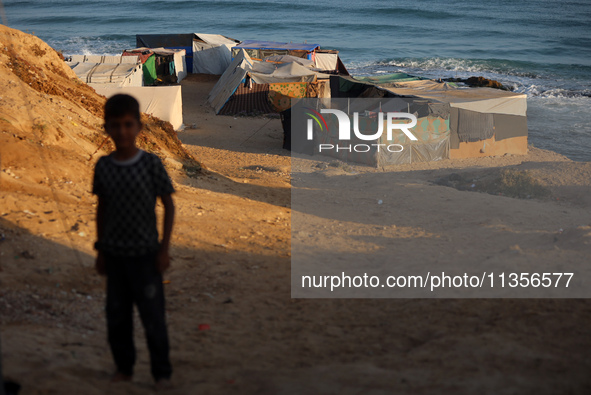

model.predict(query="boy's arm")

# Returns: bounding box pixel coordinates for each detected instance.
[157,193,175,273]
[95,196,106,275]
[96,196,105,242]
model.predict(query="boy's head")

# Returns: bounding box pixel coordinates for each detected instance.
[104,94,142,150]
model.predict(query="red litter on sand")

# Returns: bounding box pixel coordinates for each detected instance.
[198,324,210,331]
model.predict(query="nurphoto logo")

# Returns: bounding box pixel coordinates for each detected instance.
[304,107,419,153]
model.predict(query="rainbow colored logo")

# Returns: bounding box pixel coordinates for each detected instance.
[304,107,328,132]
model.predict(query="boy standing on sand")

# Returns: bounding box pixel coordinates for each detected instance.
[92,94,175,389]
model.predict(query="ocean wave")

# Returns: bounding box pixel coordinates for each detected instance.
[346,56,591,102]
[122,0,313,12]
[524,86,591,99]
[49,35,135,55]
[347,57,548,78]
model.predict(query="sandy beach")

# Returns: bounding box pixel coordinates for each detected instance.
[2,25,591,394]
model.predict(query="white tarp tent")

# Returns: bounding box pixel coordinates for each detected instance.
[93,86,184,130]
[207,49,253,113]
[192,33,240,75]
[149,47,187,83]
[69,62,144,88]
[250,61,317,84]
[379,79,527,148]
[314,53,338,71]
[382,80,527,116]
[123,47,187,83]
[70,54,140,64]
[208,49,324,114]
[263,55,315,68]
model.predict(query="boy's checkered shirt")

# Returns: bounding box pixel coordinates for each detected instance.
[92,150,175,256]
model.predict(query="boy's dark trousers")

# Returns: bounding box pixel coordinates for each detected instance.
[104,252,172,380]
[0,337,5,395]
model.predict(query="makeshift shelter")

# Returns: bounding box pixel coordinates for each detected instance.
[324,74,528,162]
[136,34,195,71]
[292,97,451,166]
[250,61,317,84]
[136,33,240,75]
[232,40,320,61]
[208,50,330,116]
[380,79,528,158]
[93,86,184,130]
[313,50,350,75]
[263,54,315,68]
[69,54,140,65]
[123,47,187,85]
[192,33,241,74]
[67,55,143,88]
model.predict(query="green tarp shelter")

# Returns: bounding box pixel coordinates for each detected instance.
[143,55,157,85]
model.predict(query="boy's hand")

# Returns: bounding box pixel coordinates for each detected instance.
[156,248,170,273]
[95,251,106,276]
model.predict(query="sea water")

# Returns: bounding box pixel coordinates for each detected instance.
[3,0,590,160]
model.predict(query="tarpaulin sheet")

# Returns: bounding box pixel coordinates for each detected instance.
[264,55,314,67]
[137,34,194,48]
[250,61,317,84]
[124,48,187,82]
[192,34,239,74]
[449,107,460,149]
[331,75,376,98]
[122,49,154,64]
[493,113,528,141]
[71,54,140,64]
[269,82,308,111]
[234,40,319,52]
[356,73,425,85]
[219,83,275,115]
[456,108,495,142]
[193,43,232,74]
[142,55,157,86]
[136,34,194,70]
[93,86,183,130]
[194,33,239,46]
[316,111,450,166]
[208,49,253,113]
[383,81,527,116]
[313,53,338,71]
[70,62,143,87]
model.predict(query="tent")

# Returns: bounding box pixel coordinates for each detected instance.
[315,74,527,165]
[136,33,241,74]
[250,61,317,84]
[192,33,241,74]
[208,49,253,114]
[67,56,144,88]
[379,79,528,158]
[208,50,330,115]
[313,50,350,75]
[136,34,194,71]
[293,97,450,166]
[69,54,140,65]
[231,40,349,75]
[93,86,184,130]
[123,47,187,84]
[232,40,320,61]
[263,54,315,68]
